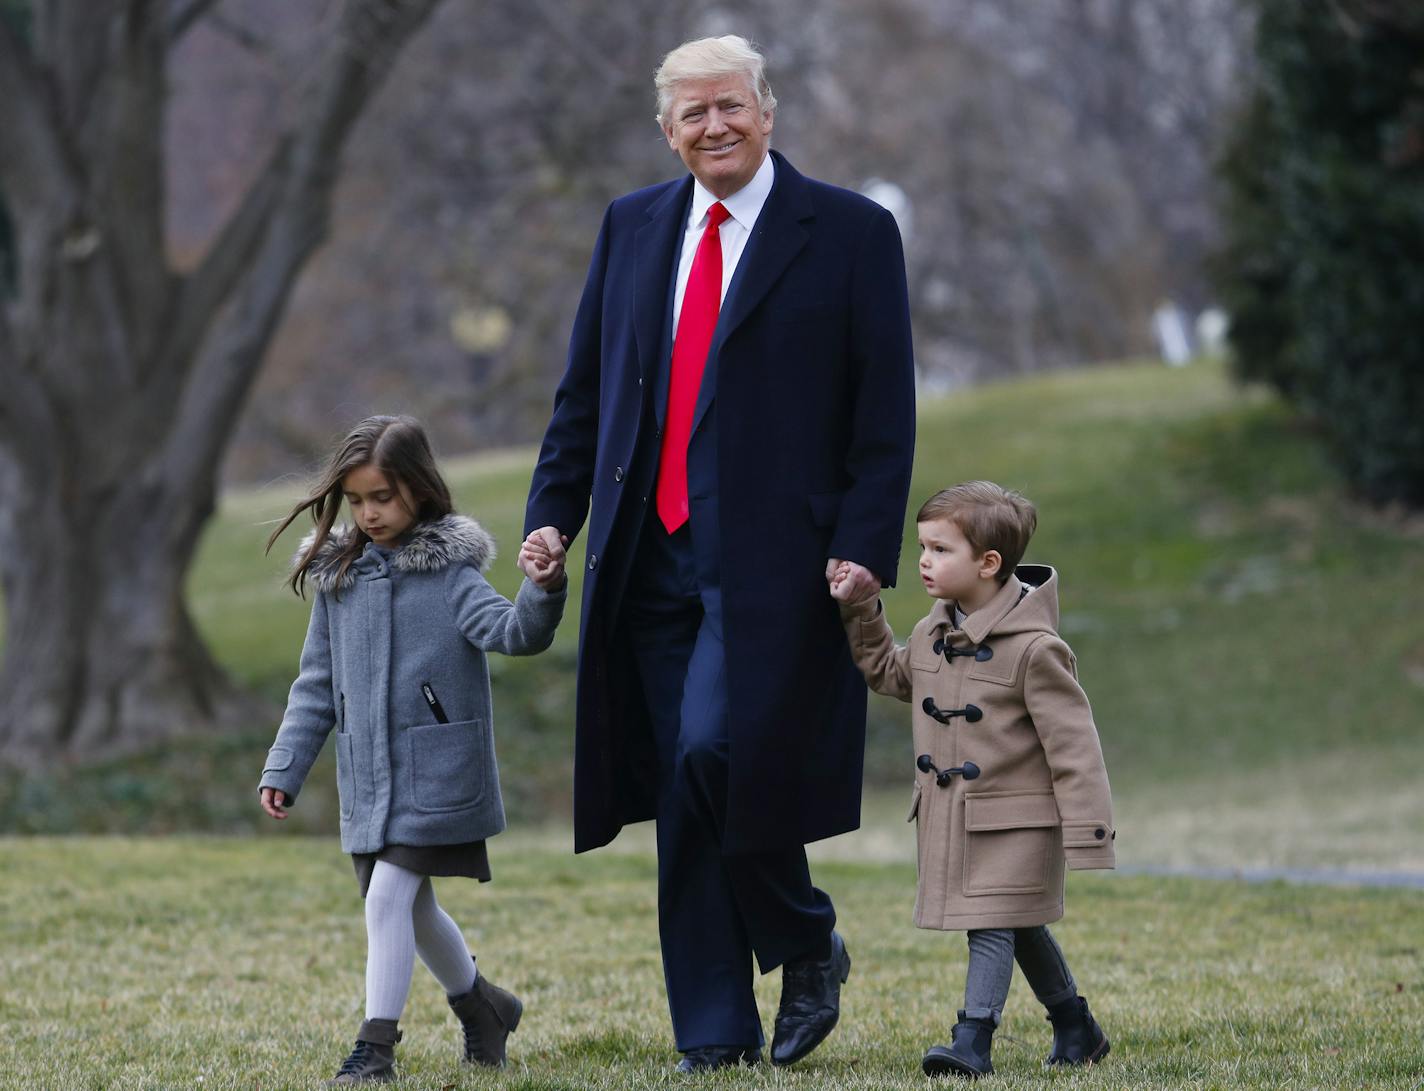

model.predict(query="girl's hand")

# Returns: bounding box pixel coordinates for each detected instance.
[524,554,567,591]
[518,529,569,591]
[260,787,289,820]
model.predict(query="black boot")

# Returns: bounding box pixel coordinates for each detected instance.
[1045,995,1110,1065]
[328,1018,401,1085]
[448,973,524,1067]
[922,1011,994,1079]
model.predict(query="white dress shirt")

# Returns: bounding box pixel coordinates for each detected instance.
[671,151,776,327]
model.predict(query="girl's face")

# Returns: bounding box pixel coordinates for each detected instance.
[342,463,418,547]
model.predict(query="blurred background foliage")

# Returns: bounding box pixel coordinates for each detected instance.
[1214,0,1424,508]
[146,0,1253,481]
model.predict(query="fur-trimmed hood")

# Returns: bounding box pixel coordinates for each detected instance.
[296,514,496,593]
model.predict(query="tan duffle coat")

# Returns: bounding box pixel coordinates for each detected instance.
[841,564,1114,930]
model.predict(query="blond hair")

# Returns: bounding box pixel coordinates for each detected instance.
[654,35,777,125]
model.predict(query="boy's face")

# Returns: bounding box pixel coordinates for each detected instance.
[917,518,995,602]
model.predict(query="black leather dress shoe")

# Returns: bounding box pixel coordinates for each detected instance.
[770,931,851,1066]
[675,1045,761,1073]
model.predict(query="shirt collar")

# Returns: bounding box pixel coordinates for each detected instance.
[688,150,775,232]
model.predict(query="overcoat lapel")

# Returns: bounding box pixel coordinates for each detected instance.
[633,176,694,408]
[693,151,814,434]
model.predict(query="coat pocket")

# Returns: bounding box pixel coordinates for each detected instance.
[962,789,1060,896]
[334,732,355,820]
[408,719,489,814]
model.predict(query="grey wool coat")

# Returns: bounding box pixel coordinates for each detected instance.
[258,515,566,854]
[840,565,1114,931]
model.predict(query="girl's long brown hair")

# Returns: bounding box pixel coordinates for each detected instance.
[267,415,454,597]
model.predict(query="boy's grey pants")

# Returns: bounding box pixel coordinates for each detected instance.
[963,926,1078,1024]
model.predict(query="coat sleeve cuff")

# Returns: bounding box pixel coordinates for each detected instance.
[1062,820,1115,869]
[522,574,568,601]
[838,597,882,622]
[258,747,302,804]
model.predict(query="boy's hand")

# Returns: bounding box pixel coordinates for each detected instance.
[260,787,289,820]
[518,527,569,591]
[827,557,880,606]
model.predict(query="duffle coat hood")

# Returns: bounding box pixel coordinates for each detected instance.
[841,564,1114,931]
[258,515,566,854]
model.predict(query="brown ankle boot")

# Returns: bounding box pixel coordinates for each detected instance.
[328,1018,401,1085]
[448,975,523,1067]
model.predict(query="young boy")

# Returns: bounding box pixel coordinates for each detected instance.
[830,481,1114,1079]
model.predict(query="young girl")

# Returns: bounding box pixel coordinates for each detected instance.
[258,415,567,1084]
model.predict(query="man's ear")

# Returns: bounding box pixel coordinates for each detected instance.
[979,549,1003,581]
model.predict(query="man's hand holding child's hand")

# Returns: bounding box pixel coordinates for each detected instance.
[827,557,880,606]
[519,526,569,591]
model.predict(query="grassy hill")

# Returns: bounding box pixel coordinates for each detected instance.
[4,359,1422,873]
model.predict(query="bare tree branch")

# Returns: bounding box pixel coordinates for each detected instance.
[101,3,173,357]
[161,0,444,505]
[169,0,224,40]
[0,306,14,386]
[207,11,277,59]
[31,2,117,140]
[161,138,292,379]
[521,0,629,86]
[0,307,60,478]
[0,19,78,210]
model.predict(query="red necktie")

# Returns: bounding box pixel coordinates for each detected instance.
[657,201,731,533]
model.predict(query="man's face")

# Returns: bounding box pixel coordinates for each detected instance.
[661,75,773,199]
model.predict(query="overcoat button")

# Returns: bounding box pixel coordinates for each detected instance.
[1095,828,1106,840]
[975,645,994,661]
[932,638,944,654]
[588,554,598,571]
[614,466,625,483]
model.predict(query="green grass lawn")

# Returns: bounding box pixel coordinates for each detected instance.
[3,359,1423,876]
[2,836,1421,1090]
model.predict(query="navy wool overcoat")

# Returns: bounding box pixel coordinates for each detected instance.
[526,151,916,855]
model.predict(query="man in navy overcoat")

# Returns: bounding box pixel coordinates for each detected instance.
[524,34,915,1071]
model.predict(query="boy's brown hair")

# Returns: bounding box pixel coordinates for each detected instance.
[917,481,1037,583]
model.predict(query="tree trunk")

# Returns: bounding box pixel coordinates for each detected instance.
[0,0,445,769]
[0,425,268,771]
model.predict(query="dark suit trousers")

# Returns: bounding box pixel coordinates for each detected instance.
[621,516,836,1050]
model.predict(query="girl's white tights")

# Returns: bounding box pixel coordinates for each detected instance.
[364,860,479,1021]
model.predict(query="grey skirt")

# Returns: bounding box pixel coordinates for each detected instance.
[351,840,491,897]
